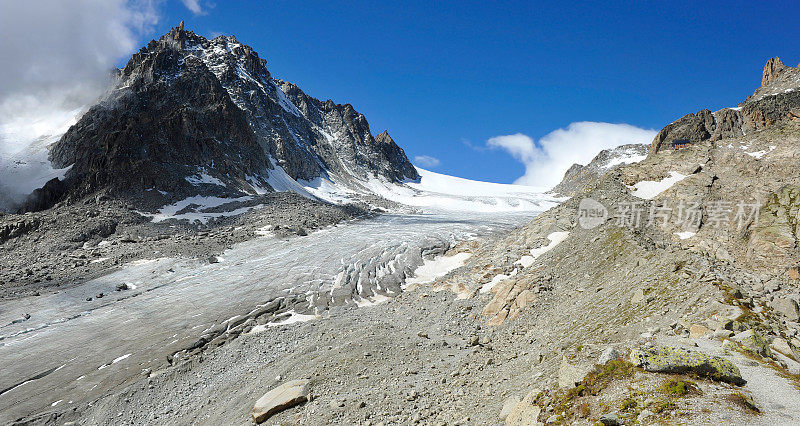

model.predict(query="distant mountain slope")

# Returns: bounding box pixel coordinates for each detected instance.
[551,143,648,197]
[36,26,418,211]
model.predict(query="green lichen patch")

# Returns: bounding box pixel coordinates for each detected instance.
[630,346,745,386]
[659,379,701,397]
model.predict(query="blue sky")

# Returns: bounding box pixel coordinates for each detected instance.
[146,1,798,183]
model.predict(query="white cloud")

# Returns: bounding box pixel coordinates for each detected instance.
[0,0,162,211]
[488,122,657,189]
[414,155,441,168]
[181,0,204,15]
[0,0,161,157]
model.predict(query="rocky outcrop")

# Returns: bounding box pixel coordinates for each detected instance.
[504,389,542,426]
[630,346,745,385]
[746,185,800,270]
[18,178,69,213]
[762,57,789,86]
[0,217,39,244]
[650,58,800,153]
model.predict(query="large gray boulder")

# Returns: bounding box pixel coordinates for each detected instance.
[630,346,745,385]
[251,379,310,424]
[772,297,800,322]
[732,329,772,358]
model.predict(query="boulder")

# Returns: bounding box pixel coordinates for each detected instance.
[630,289,645,304]
[251,379,310,424]
[771,337,794,357]
[506,389,542,426]
[629,346,745,385]
[732,330,771,358]
[599,412,623,425]
[772,297,800,322]
[558,356,591,388]
[499,396,521,421]
[637,409,655,423]
[598,347,622,365]
[689,324,710,339]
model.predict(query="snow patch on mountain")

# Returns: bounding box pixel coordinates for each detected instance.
[143,195,256,224]
[185,170,225,186]
[629,171,687,200]
[602,146,648,169]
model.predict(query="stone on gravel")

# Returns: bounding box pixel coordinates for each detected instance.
[499,396,520,421]
[629,345,745,385]
[599,412,623,425]
[771,337,794,357]
[505,389,541,426]
[631,288,645,304]
[637,409,654,423]
[598,347,621,365]
[251,379,310,424]
[689,324,710,339]
[558,356,591,388]
[772,297,800,322]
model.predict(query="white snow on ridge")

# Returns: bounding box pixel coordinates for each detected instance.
[364,168,561,213]
[185,170,225,186]
[629,171,687,200]
[408,168,550,196]
[480,269,518,294]
[273,82,302,117]
[746,150,768,159]
[603,152,647,169]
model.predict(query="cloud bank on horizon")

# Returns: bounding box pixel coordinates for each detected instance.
[488,122,657,189]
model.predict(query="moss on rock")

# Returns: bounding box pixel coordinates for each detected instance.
[630,345,746,386]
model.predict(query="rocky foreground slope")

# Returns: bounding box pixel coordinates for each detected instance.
[17,59,800,425]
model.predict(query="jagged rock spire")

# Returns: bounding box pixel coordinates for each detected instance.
[762,57,787,86]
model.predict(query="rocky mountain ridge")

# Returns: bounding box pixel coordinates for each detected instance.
[552,143,648,197]
[649,57,800,153]
[34,26,419,212]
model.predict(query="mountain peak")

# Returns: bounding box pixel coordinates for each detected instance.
[34,29,419,211]
[375,130,393,144]
[762,56,788,86]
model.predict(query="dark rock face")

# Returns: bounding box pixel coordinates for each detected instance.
[40,26,418,211]
[18,178,69,213]
[650,58,800,153]
[374,131,419,182]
